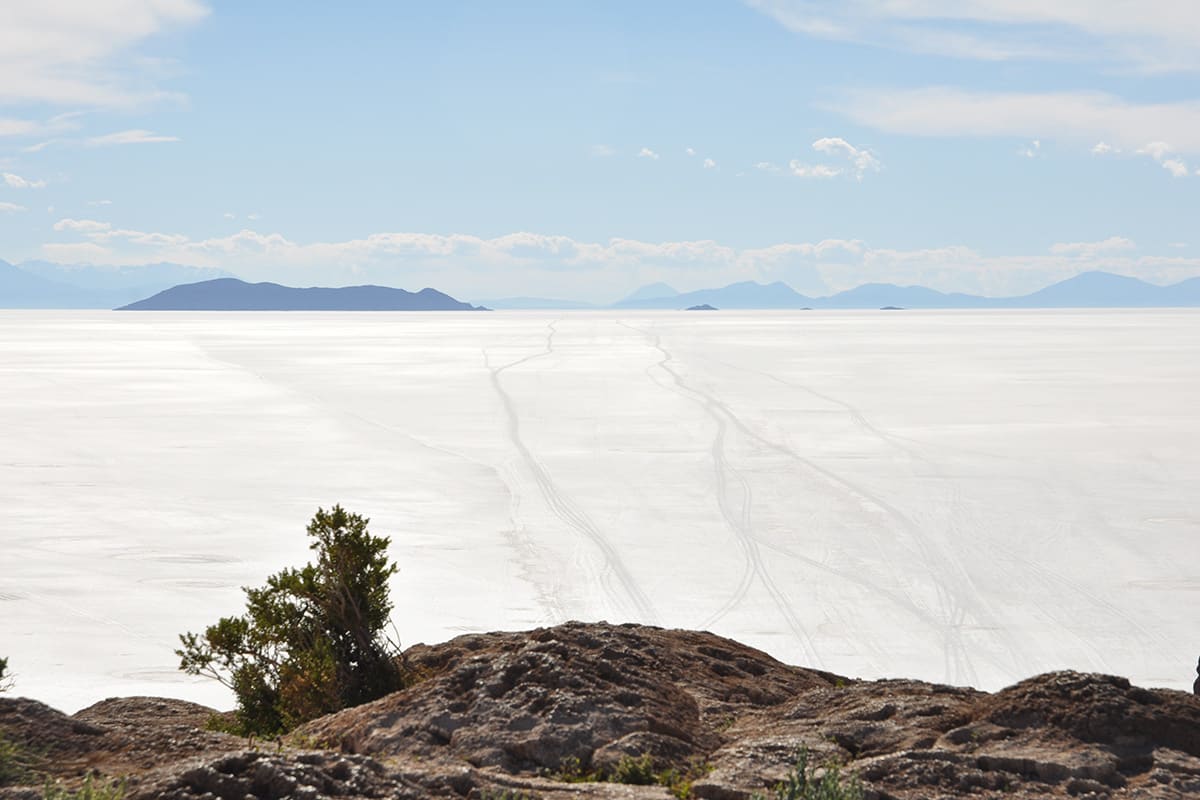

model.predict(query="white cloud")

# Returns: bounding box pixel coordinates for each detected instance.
[0,119,41,137]
[637,147,659,160]
[780,137,880,180]
[589,144,615,157]
[39,224,1200,300]
[747,0,1200,72]
[54,218,113,233]
[812,136,881,178]
[1136,142,1192,176]
[1161,158,1190,177]
[1091,141,1119,155]
[3,172,46,188]
[703,158,717,169]
[834,88,1200,155]
[0,201,27,213]
[223,212,235,219]
[1018,139,1041,158]
[85,129,180,146]
[0,1,209,108]
[788,161,841,178]
[87,199,113,206]
[1050,237,1137,257]
[685,147,696,157]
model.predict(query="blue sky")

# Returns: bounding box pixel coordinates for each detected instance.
[1,1,1199,301]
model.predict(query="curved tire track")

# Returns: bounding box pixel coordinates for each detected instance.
[486,323,658,624]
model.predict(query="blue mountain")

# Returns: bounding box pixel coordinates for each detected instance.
[118,278,486,310]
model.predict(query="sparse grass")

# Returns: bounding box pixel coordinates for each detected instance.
[479,789,534,800]
[750,748,863,800]
[42,775,127,800]
[0,733,38,786]
[549,753,711,799]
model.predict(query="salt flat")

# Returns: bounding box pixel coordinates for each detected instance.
[1,309,1198,712]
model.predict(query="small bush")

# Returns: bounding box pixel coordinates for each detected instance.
[656,758,714,799]
[609,753,656,785]
[752,748,863,800]
[550,755,600,783]
[0,656,10,692]
[177,506,405,735]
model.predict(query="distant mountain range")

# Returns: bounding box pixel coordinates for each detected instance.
[4,261,1200,310]
[118,278,486,311]
[484,271,1200,310]
[0,260,232,308]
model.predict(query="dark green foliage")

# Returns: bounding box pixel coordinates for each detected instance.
[609,753,657,785]
[551,753,710,798]
[752,748,864,800]
[177,506,405,735]
[0,656,9,691]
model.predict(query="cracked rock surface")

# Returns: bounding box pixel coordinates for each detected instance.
[4,622,1200,799]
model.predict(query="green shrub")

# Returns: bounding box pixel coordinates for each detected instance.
[0,656,10,692]
[609,753,657,785]
[656,758,714,799]
[177,506,405,735]
[550,755,600,783]
[752,748,863,800]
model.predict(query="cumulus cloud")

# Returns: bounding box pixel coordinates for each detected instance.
[41,221,1200,301]
[703,158,716,169]
[3,172,46,188]
[0,201,26,213]
[0,0,209,108]
[1136,142,1192,176]
[637,147,659,160]
[781,137,879,180]
[1019,139,1041,158]
[85,129,180,146]
[746,0,1200,72]
[685,147,696,156]
[812,136,881,178]
[1091,141,1119,155]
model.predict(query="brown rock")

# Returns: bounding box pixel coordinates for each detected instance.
[6,622,1200,800]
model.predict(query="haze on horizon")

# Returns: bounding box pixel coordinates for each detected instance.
[1,1,1199,303]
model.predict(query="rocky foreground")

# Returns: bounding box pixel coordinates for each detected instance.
[3,622,1200,800]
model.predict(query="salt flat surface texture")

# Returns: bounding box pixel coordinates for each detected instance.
[1,309,1198,712]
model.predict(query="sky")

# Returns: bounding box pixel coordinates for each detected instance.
[1,0,1199,302]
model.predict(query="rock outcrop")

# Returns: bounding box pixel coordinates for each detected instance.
[3,622,1200,800]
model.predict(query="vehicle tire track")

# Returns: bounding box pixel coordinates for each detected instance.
[620,322,819,665]
[192,337,569,625]
[485,322,658,624]
[684,350,1044,682]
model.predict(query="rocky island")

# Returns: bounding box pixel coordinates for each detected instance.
[116,279,487,311]
[3,622,1199,800]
